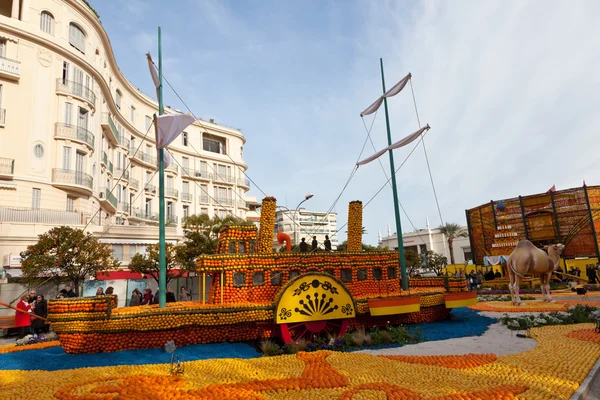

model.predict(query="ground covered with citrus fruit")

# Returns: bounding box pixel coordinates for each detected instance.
[469,299,600,312]
[0,321,599,400]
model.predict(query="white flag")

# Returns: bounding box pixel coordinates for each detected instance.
[357,125,430,166]
[146,53,160,91]
[155,114,195,168]
[360,73,412,117]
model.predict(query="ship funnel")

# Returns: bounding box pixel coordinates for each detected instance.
[347,200,363,252]
[257,196,277,253]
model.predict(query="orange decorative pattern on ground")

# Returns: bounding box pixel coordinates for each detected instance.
[0,324,598,399]
[0,341,60,354]
[566,328,600,344]
[468,300,600,312]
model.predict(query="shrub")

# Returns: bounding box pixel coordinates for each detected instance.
[260,340,281,356]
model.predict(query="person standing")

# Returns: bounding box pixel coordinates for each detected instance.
[324,235,332,252]
[27,289,37,304]
[65,284,77,297]
[32,295,48,334]
[141,289,153,305]
[129,289,142,306]
[15,295,31,339]
[299,238,308,253]
[179,286,190,301]
[96,287,105,296]
[166,287,176,303]
[311,236,318,252]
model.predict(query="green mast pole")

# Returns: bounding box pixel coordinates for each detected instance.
[157,27,166,308]
[380,58,408,291]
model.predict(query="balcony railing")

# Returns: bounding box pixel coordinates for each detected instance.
[54,123,95,149]
[130,147,157,167]
[0,206,82,225]
[214,198,233,207]
[114,168,129,181]
[199,195,209,204]
[166,215,178,226]
[56,79,95,107]
[133,208,158,221]
[165,163,178,173]
[117,202,130,213]
[107,115,130,148]
[238,178,251,187]
[99,187,117,209]
[108,160,113,175]
[145,184,157,193]
[181,192,193,202]
[0,108,5,125]
[0,56,20,78]
[165,188,178,199]
[52,169,93,190]
[0,157,15,176]
[212,173,236,184]
[129,177,139,190]
[180,167,208,180]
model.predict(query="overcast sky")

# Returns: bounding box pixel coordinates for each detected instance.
[92,0,600,245]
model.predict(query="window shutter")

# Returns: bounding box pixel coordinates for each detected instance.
[63,147,71,170]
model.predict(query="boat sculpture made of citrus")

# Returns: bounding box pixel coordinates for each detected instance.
[47,197,475,353]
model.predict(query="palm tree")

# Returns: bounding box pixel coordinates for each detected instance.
[438,223,468,265]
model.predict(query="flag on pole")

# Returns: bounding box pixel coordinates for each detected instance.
[146,53,160,98]
[547,185,556,193]
[155,114,196,168]
[357,125,430,166]
[360,73,412,117]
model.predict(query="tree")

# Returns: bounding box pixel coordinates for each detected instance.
[336,240,379,252]
[20,226,119,295]
[404,249,421,277]
[438,223,468,265]
[129,243,181,286]
[422,250,448,276]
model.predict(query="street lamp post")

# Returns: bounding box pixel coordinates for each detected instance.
[277,194,314,248]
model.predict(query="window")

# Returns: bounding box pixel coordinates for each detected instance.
[130,106,135,122]
[387,267,397,279]
[233,272,246,287]
[0,40,5,58]
[115,90,122,109]
[145,171,152,184]
[183,205,189,220]
[239,242,246,253]
[65,103,73,125]
[228,242,236,253]
[112,245,123,261]
[66,197,75,212]
[341,269,352,283]
[68,23,86,53]
[324,269,334,276]
[166,201,173,218]
[270,271,282,286]
[373,268,382,280]
[182,181,189,195]
[145,199,152,216]
[357,268,368,281]
[63,147,71,169]
[203,137,225,154]
[34,144,44,158]
[199,160,207,175]
[289,270,301,280]
[200,207,208,215]
[182,157,189,175]
[145,115,152,130]
[62,61,69,84]
[419,244,428,254]
[252,272,264,286]
[182,132,188,146]
[32,189,41,209]
[40,11,54,35]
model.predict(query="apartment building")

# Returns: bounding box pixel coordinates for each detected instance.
[0,0,251,274]
[274,209,338,251]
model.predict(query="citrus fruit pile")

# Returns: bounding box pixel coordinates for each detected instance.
[1,323,598,399]
[469,299,600,312]
[347,200,363,252]
[257,196,277,253]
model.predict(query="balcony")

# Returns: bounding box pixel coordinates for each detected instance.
[54,123,95,151]
[98,187,117,212]
[165,163,178,174]
[0,157,14,180]
[52,169,93,195]
[166,215,178,226]
[212,173,236,185]
[165,187,178,200]
[101,151,114,175]
[100,113,129,149]
[0,207,82,225]
[114,168,129,182]
[237,201,249,209]
[0,108,5,127]
[238,178,251,188]
[181,167,209,181]
[0,56,20,81]
[129,177,139,191]
[145,184,157,195]
[131,208,158,223]
[55,79,95,109]
[199,195,210,204]
[130,147,157,169]
[214,198,234,207]
[181,192,193,202]
[117,202,130,214]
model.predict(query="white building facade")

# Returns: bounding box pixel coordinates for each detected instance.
[0,0,251,274]
[379,224,472,265]
[274,209,338,251]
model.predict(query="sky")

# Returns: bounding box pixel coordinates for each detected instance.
[91,0,600,245]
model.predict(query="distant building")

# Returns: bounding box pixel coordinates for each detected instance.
[378,221,472,265]
[245,195,261,227]
[274,209,337,251]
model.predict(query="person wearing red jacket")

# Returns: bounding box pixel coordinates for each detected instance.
[140,288,154,305]
[15,295,32,339]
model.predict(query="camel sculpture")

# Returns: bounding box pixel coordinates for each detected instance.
[506,240,564,305]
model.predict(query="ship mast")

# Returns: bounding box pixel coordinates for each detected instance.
[157,27,167,308]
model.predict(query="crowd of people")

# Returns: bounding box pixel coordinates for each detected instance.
[14,289,49,339]
[299,235,333,252]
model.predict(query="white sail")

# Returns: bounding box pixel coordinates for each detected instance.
[357,125,430,166]
[360,73,412,117]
